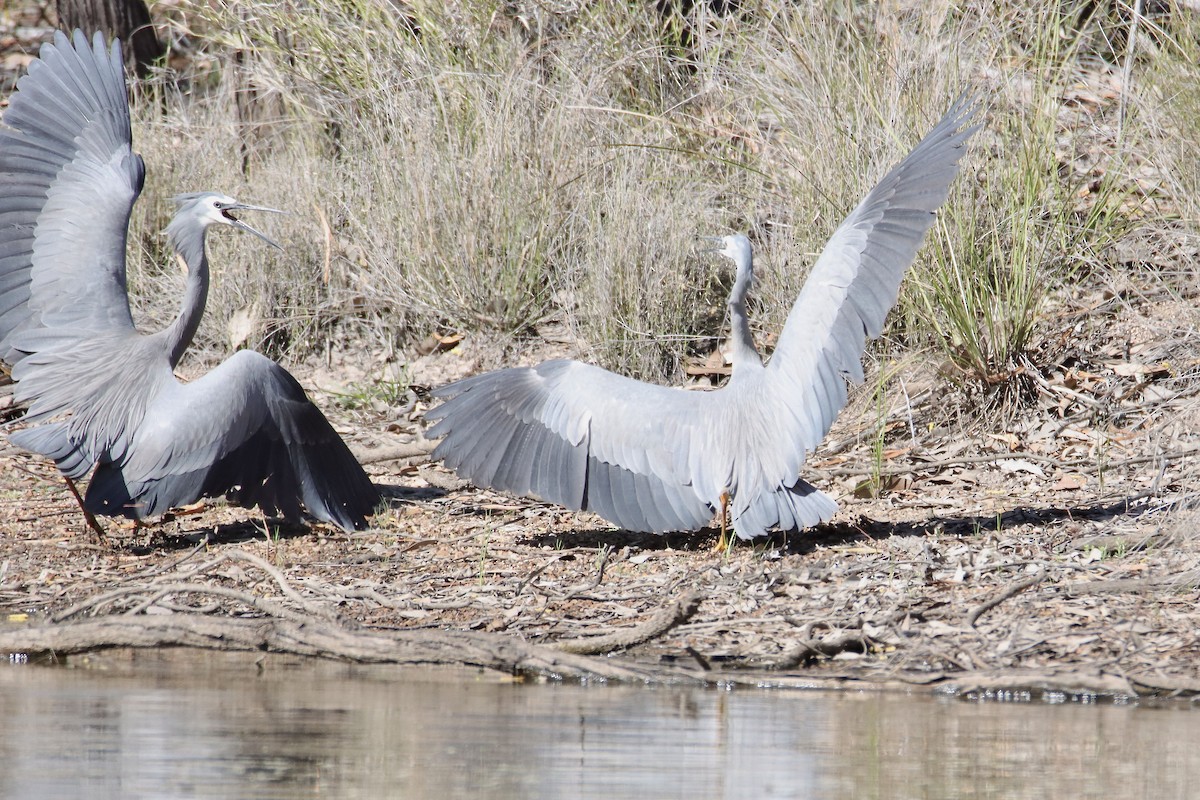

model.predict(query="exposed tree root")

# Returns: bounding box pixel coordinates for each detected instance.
[0,613,704,682]
[554,589,703,655]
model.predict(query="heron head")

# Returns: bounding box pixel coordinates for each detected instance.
[172,192,284,249]
[703,234,754,279]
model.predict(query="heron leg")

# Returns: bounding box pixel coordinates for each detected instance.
[62,476,106,541]
[716,491,731,553]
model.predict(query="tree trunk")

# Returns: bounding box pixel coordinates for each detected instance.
[56,0,165,77]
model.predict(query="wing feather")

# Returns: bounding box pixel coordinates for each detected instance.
[0,30,140,362]
[766,95,980,456]
[82,351,378,530]
[429,360,716,532]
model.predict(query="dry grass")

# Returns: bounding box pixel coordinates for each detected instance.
[71,1,1179,405]
[14,2,1200,388]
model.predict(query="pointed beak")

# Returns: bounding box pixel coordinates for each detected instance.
[227,203,286,250]
[700,235,724,254]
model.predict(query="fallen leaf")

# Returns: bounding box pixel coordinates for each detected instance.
[998,458,1048,478]
[987,432,1021,451]
[227,303,261,350]
[1053,473,1088,491]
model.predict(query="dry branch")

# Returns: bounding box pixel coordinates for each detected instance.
[966,568,1047,627]
[554,589,702,655]
[355,440,435,465]
[767,630,871,669]
[0,613,703,683]
[1061,570,1200,596]
[818,445,1200,480]
[942,669,1138,698]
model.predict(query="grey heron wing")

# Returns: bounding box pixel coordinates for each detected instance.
[766,95,980,458]
[83,350,379,530]
[0,29,141,361]
[426,359,718,533]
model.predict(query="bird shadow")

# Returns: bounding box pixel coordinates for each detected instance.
[122,516,316,554]
[376,483,448,508]
[517,495,1154,556]
[518,527,724,552]
[117,482,450,553]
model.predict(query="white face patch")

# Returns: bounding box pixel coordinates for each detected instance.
[200,195,240,227]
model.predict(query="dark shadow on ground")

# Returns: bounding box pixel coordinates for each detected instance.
[516,494,1158,555]
[377,483,447,507]
[517,527,725,552]
[118,516,316,555]
[117,482,450,553]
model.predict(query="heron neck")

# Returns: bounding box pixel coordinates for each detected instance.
[726,293,762,370]
[164,221,210,368]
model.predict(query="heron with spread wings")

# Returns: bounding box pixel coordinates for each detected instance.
[427,96,980,541]
[0,31,379,534]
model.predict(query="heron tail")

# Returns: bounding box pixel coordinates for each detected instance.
[732,478,838,540]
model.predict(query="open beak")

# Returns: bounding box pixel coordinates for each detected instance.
[227,203,286,250]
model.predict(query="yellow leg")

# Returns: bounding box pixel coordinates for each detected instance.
[716,491,731,553]
[62,476,106,542]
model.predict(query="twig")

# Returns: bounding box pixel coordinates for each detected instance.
[355,440,435,465]
[774,631,869,668]
[816,445,1200,479]
[53,581,310,623]
[52,586,149,622]
[966,568,1047,627]
[1061,570,1200,597]
[50,547,335,623]
[136,539,209,579]
[215,549,339,620]
[1117,0,1143,148]
[515,555,566,597]
[554,589,703,655]
[560,545,614,600]
[118,583,311,621]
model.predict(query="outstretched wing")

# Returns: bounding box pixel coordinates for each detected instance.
[427,359,720,533]
[428,96,981,539]
[764,96,980,466]
[78,350,379,530]
[0,29,142,362]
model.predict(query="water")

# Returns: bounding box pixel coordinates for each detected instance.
[1,650,1197,799]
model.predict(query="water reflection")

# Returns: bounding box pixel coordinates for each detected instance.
[0,650,1197,798]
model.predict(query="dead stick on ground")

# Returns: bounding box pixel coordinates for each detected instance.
[1061,569,1200,597]
[554,589,703,655]
[0,613,705,683]
[817,446,1200,480]
[759,621,872,670]
[354,440,435,465]
[966,568,1047,628]
[53,582,311,624]
[215,549,340,621]
[515,555,566,597]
